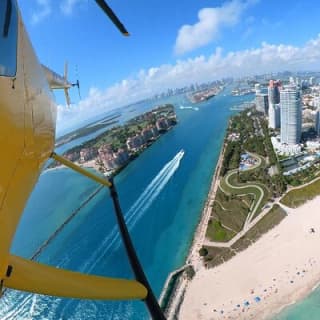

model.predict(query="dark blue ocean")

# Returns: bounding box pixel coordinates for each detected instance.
[4,89,313,320]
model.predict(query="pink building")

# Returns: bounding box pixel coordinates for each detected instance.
[79,148,97,162]
[151,126,159,138]
[98,144,115,170]
[126,135,145,151]
[141,128,154,142]
[113,149,129,166]
[65,152,79,162]
[156,118,169,131]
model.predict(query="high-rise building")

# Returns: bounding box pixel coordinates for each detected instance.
[314,96,320,109]
[280,85,302,145]
[254,83,268,114]
[268,80,281,104]
[268,80,281,128]
[269,104,281,129]
[309,77,316,86]
[316,109,320,136]
[255,93,269,114]
[255,83,261,94]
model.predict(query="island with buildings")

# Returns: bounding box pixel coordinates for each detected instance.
[50,104,177,175]
[187,84,224,103]
[162,74,320,320]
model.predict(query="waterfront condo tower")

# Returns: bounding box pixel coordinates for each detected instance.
[255,83,261,94]
[255,83,269,114]
[255,93,269,114]
[316,109,320,136]
[280,85,302,145]
[268,80,281,129]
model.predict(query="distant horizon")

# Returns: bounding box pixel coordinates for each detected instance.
[19,0,320,132]
[56,69,320,136]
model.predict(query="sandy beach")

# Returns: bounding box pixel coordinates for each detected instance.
[44,159,102,174]
[179,197,320,319]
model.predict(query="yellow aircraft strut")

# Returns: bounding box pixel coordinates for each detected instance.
[51,152,112,188]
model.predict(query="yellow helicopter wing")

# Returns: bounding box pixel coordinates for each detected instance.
[5,255,147,300]
[1,1,166,318]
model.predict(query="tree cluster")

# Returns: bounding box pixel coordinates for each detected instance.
[220,141,241,176]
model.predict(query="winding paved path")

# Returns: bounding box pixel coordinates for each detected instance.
[223,153,265,229]
[224,169,264,229]
[206,152,268,247]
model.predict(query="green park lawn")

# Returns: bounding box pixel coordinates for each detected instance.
[280,178,320,208]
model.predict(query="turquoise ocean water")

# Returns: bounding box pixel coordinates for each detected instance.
[273,289,320,319]
[3,89,318,319]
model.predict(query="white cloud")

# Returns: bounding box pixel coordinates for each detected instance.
[60,0,84,15]
[30,0,85,24]
[31,0,51,24]
[174,0,257,55]
[242,15,255,39]
[57,34,320,133]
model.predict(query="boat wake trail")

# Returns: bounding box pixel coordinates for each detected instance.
[82,149,185,273]
[179,105,199,111]
[59,150,185,317]
[0,292,61,320]
[0,150,184,319]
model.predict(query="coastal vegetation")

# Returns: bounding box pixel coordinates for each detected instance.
[206,108,285,244]
[202,108,289,268]
[225,170,270,220]
[280,177,320,208]
[204,204,287,268]
[231,204,286,251]
[284,162,320,187]
[206,189,252,242]
[220,141,241,176]
[206,219,236,242]
[220,110,286,197]
[199,247,208,256]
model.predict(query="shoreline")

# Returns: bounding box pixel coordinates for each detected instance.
[44,160,108,176]
[269,273,320,319]
[178,195,320,320]
[165,120,320,320]
[49,104,177,177]
[187,140,226,268]
[163,138,226,318]
[46,126,177,177]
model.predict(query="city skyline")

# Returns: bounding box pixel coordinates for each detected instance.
[18,0,320,133]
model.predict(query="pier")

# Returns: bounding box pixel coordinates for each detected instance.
[159,264,192,318]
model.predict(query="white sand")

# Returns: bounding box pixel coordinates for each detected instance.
[179,197,320,320]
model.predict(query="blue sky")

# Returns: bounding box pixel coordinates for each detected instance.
[18,0,320,133]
